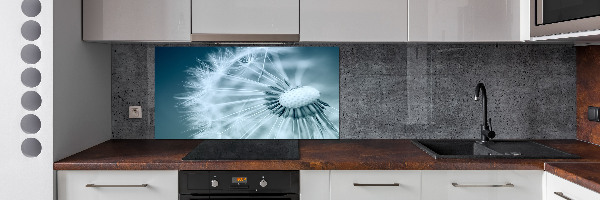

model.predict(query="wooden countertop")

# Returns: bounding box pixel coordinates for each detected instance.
[54,139,600,171]
[54,139,600,194]
[545,162,600,194]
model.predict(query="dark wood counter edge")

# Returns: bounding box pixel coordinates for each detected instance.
[54,139,600,194]
[53,139,600,171]
[53,162,545,171]
[545,162,600,194]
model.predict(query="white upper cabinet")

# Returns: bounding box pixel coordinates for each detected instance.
[83,0,191,41]
[81,0,531,42]
[300,0,408,42]
[191,0,300,41]
[409,0,530,42]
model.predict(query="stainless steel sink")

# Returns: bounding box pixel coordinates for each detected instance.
[412,140,579,159]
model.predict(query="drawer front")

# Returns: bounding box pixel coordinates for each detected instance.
[546,172,600,200]
[422,170,542,200]
[330,170,421,200]
[57,170,178,200]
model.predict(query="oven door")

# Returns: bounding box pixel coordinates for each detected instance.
[180,194,299,200]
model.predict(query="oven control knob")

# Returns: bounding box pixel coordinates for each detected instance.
[259,179,267,187]
[211,180,219,188]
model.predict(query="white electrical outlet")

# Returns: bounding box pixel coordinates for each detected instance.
[129,106,142,119]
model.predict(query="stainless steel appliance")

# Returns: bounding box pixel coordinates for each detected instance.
[532,0,600,37]
[179,171,299,199]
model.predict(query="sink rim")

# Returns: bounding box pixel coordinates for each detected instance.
[411,139,580,159]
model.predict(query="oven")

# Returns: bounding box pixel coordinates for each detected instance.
[179,171,299,200]
[531,0,600,37]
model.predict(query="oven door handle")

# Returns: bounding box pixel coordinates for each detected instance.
[180,197,210,200]
[210,196,296,199]
[180,195,298,200]
[86,184,148,188]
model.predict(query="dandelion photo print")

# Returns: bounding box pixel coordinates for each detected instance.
[155,47,340,139]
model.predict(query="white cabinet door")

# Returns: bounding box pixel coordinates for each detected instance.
[422,170,542,200]
[300,170,330,200]
[192,0,299,40]
[545,172,600,200]
[300,0,408,42]
[409,0,529,42]
[82,0,191,41]
[57,170,178,200]
[330,170,420,200]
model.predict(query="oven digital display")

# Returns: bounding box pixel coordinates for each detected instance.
[232,177,247,184]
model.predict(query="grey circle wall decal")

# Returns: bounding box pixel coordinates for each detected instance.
[20,114,41,134]
[21,44,41,64]
[21,68,41,88]
[21,20,41,41]
[21,0,41,17]
[21,138,42,157]
[21,91,42,111]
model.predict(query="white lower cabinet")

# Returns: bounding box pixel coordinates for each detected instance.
[545,172,600,200]
[300,170,330,200]
[422,170,543,200]
[330,170,421,200]
[57,169,600,200]
[57,170,178,200]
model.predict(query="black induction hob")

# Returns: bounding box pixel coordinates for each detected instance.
[182,140,300,160]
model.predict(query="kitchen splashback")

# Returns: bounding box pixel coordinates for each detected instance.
[154,47,340,139]
[112,43,576,139]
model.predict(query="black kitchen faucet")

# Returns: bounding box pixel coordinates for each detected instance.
[474,83,495,143]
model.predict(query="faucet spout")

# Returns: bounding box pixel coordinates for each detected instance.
[474,83,495,142]
[474,83,488,129]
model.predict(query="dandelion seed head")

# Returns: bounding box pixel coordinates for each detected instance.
[279,86,320,108]
[171,47,339,139]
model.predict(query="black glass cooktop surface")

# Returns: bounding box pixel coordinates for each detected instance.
[183,140,300,160]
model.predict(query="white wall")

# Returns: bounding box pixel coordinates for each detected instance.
[0,0,110,199]
[0,0,54,199]
[53,0,111,162]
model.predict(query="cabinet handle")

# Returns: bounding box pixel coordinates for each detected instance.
[86,184,149,188]
[451,183,514,188]
[353,183,400,186]
[554,192,573,200]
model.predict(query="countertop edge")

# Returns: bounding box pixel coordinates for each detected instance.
[545,162,600,194]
